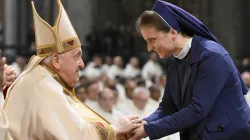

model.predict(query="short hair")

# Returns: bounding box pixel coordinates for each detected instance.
[149,85,161,93]
[136,78,146,87]
[108,85,118,93]
[133,87,150,97]
[79,75,87,81]
[108,85,118,96]
[84,80,98,90]
[92,54,102,60]
[75,85,85,94]
[99,87,114,99]
[136,10,171,35]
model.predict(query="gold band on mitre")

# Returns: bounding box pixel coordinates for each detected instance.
[36,37,81,57]
[31,0,81,57]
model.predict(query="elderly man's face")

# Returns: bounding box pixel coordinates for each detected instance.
[99,88,115,112]
[151,91,161,101]
[94,56,102,66]
[105,56,112,65]
[57,47,84,87]
[242,72,250,88]
[114,56,122,67]
[125,79,137,99]
[16,57,27,69]
[87,82,99,101]
[76,87,88,102]
[101,73,109,83]
[133,92,149,110]
[130,57,139,67]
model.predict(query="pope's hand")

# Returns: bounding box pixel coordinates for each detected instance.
[111,115,143,136]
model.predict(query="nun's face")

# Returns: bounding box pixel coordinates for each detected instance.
[141,26,176,58]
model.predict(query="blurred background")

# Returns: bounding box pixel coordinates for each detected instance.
[1,0,250,139]
[1,0,250,64]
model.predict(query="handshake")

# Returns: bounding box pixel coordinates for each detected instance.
[111,115,148,140]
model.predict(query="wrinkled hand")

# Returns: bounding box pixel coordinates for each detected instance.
[111,115,143,136]
[3,64,16,87]
[128,125,147,140]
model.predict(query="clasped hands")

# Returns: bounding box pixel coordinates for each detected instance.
[111,115,148,140]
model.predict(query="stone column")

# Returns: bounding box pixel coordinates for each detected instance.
[0,0,2,23]
[3,0,18,46]
[0,0,3,44]
[19,0,29,46]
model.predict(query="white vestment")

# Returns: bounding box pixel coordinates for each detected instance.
[3,56,115,140]
[244,88,250,105]
[122,64,141,78]
[92,103,124,124]
[142,60,163,80]
[107,65,123,80]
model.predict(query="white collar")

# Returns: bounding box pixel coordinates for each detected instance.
[174,38,193,59]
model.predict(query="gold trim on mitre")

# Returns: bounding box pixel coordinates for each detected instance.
[31,0,81,57]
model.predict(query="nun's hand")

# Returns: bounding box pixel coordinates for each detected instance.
[111,115,143,137]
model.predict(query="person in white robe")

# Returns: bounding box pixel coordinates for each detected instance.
[125,87,167,140]
[115,78,137,114]
[3,1,142,139]
[83,55,103,80]
[98,73,109,91]
[11,56,27,77]
[94,87,124,123]
[149,85,162,103]
[98,73,128,115]
[242,72,250,105]
[146,90,160,121]
[75,85,88,103]
[84,80,100,109]
[142,52,163,81]
[107,56,123,80]
[101,56,112,73]
[123,57,141,78]
[159,75,166,100]
[127,87,152,118]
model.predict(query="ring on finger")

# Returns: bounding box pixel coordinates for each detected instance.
[131,120,135,124]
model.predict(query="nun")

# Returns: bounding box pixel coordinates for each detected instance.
[129,0,250,140]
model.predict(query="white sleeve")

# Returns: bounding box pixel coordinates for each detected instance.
[142,64,149,80]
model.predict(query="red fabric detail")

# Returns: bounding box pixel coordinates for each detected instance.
[39,50,45,54]
[3,86,9,99]
[67,40,74,46]
[96,122,105,128]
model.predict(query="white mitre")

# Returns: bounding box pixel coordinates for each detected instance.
[31,0,81,57]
